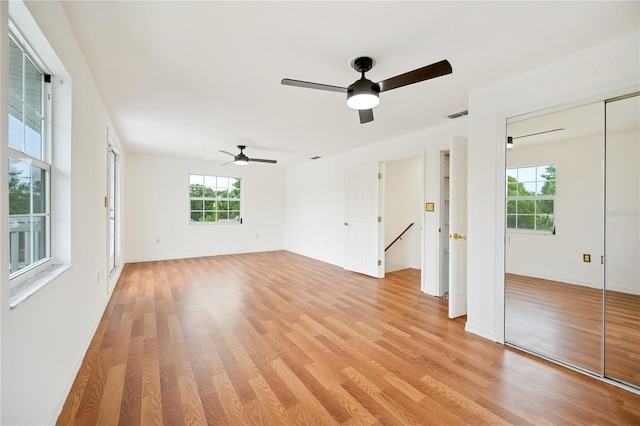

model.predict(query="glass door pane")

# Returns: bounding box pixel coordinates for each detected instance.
[108,148,116,274]
[604,94,640,388]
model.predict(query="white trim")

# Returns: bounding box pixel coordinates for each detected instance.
[8,20,51,76]
[9,263,70,309]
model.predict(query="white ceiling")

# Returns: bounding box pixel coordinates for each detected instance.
[60,1,639,167]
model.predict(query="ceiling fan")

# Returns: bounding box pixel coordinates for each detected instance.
[219,145,277,166]
[507,128,565,149]
[281,56,452,124]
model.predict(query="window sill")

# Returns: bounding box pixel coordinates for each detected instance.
[189,221,242,226]
[10,263,71,309]
[507,229,554,236]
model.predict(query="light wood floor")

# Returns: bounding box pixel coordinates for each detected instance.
[58,251,640,425]
[506,273,640,386]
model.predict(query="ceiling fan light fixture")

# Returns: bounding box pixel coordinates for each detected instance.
[347,92,379,110]
[346,78,380,110]
[234,159,249,166]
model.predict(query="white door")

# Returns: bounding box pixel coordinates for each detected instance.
[344,162,384,278]
[449,137,468,318]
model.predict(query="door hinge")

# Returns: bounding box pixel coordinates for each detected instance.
[377,260,382,266]
[601,255,604,264]
[377,216,382,222]
[104,196,108,207]
[378,172,382,179]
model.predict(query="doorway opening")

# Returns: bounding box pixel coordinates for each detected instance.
[384,155,422,287]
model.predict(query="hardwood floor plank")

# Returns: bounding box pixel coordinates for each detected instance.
[187,339,229,425]
[248,374,290,424]
[159,363,184,425]
[73,346,114,425]
[269,358,338,425]
[418,374,513,426]
[95,363,127,425]
[247,350,298,409]
[118,335,143,426]
[57,320,110,426]
[328,382,379,425]
[56,252,640,425]
[212,372,245,424]
[140,337,163,425]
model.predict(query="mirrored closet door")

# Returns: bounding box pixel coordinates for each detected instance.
[604,95,640,388]
[505,94,639,390]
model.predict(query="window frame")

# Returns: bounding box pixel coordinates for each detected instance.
[7,28,54,290]
[506,163,556,234]
[188,174,243,225]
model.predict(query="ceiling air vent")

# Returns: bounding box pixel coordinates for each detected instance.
[447,109,468,119]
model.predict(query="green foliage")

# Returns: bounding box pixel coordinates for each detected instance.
[507,176,534,197]
[539,164,556,195]
[9,169,30,215]
[507,165,555,231]
[189,178,242,222]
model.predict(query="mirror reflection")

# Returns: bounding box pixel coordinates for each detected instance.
[505,95,640,390]
[604,95,640,388]
[505,102,604,373]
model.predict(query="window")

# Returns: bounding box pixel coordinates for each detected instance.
[507,164,556,232]
[8,33,52,280]
[189,174,242,223]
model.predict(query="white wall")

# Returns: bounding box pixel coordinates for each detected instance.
[124,153,285,262]
[384,156,422,272]
[1,1,126,424]
[506,134,604,288]
[467,32,640,342]
[284,119,467,295]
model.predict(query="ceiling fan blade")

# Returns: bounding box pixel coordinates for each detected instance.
[248,158,277,164]
[359,109,374,124]
[220,160,234,166]
[281,78,347,93]
[219,150,235,157]
[377,59,452,93]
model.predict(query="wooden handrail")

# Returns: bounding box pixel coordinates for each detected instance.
[385,223,415,252]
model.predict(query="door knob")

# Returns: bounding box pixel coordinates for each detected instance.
[453,233,467,240]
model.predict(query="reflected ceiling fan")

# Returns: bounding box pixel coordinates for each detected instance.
[220,145,277,166]
[281,56,452,124]
[507,128,565,149]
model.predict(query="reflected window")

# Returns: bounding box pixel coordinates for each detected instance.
[507,164,556,232]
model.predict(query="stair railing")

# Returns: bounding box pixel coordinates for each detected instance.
[385,223,415,252]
